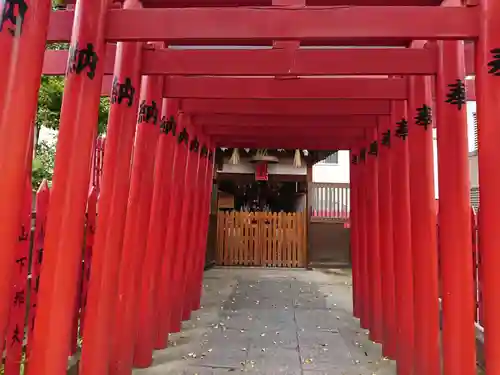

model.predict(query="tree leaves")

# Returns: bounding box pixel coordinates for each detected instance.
[32,140,56,189]
[36,76,109,136]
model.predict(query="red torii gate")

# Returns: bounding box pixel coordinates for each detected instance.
[0,0,499,375]
[42,43,476,76]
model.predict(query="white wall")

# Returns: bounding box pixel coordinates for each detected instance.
[312,150,350,183]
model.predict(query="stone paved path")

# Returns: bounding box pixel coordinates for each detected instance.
[134,268,397,375]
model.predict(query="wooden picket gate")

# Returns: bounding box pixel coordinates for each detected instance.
[216,211,307,267]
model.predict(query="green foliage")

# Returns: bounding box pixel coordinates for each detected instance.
[32,140,56,189]
[33,73,110,189]
[36,76,109,136]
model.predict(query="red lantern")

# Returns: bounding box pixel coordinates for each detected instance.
[255,161,268,181]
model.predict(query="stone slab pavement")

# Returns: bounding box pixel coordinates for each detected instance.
[134,267,397,375]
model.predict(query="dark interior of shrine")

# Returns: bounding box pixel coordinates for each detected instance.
[217,178,307,213]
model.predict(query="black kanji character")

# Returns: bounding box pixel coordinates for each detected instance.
[368,141,378,156]
[190,137,200,152]
[33,275,40,293]
[351,154,358,165]
[359,148,366,162]
[488,48,500,76]
[160,115,176,135]
[36,223,45,247]
[31,303,36,330]
[67,43,99,80]
[0,0,28,36]
[11,324,22,346]
[381,130,391,147]
[13,290,24,306]
[138,100,159,125]
[87,222,96,234]
[415,104,432,130]
[395,118,409,140]
[37,247,43,265]
[178,127,189,145]
[200,145,209,158]
[445,79,466,110]
[15,256,27,272]
[111,77,135,107]
[18,224,28,241]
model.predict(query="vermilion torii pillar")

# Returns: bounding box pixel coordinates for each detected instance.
[349,152,360,319]
[162,112,192,334]
[357,149,369,330]
[407,75,440,375]
[26,0,109,373]
[134,98,178,367]
[154,101,184,349]
[176,123,203,322]
[111,74,164,375]
[362,146,375,336]
[170,116,200,327]
[191,147,216,311]
[143,98,178,351]
[377,115,396,360]
[435,40,476,375]
[366,131,383,344]
[155,111,189,342]
[475,0,500,369]
[0,0,51,348]
[181,137,210,318]
[79,9,143,375]
[391,100,414,375]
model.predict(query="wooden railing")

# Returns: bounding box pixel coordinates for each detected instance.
[309,182,350,221]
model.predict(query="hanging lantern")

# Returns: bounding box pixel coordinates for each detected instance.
[255,161,269,181]
[229,148,240,165]
[293,149,302,168]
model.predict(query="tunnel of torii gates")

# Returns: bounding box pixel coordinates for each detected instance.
[1,0,500,374]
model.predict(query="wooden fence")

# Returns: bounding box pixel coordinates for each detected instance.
[216,211,307,267]
[309,182,350,221]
